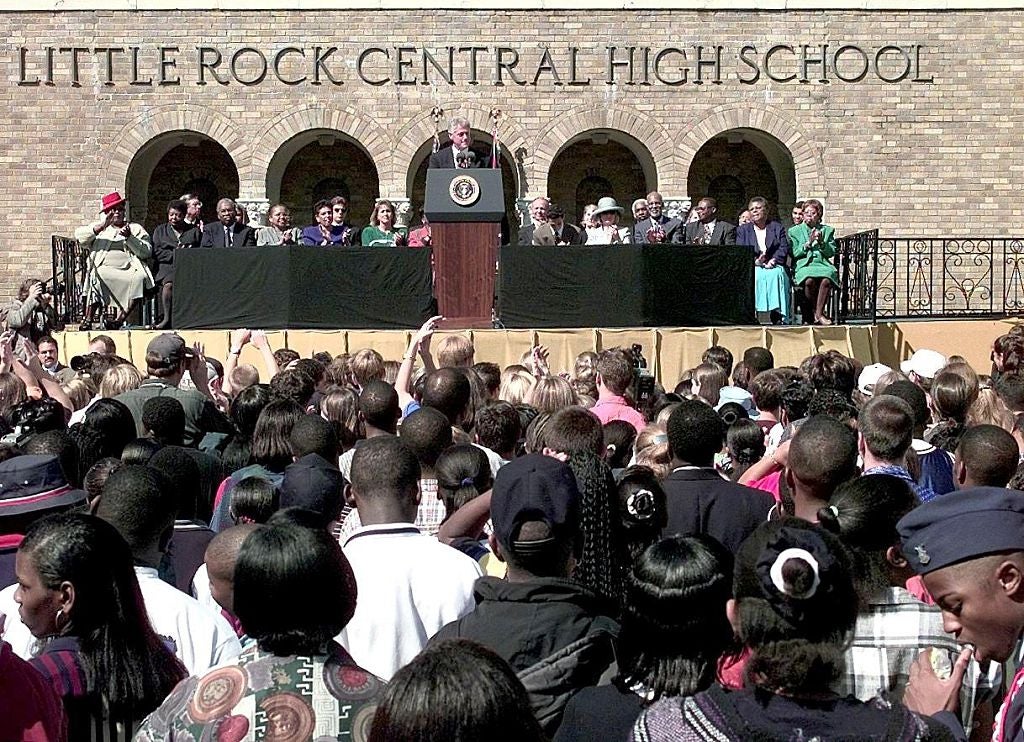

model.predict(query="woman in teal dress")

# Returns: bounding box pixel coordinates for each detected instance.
[361,199,408,247]
[788,198,838,325]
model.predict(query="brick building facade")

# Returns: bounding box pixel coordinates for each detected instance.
[2,2,1021,301]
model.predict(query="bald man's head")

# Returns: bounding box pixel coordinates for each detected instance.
[205,523,260,613]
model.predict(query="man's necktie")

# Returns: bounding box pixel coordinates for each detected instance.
[704,223,714,244]
[225,227,232,247]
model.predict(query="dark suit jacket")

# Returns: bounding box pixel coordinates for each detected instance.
[632,215,682,244]
[428,145,479,169]
[735,220,791,263]
[533,222,581,245]
[199,222,256,248]
[151,222,201,264]
[679,220,738,246]
[661,468,775,553]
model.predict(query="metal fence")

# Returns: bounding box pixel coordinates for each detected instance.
[51,235,90,326]
[835,229,879,324]
[834,233,1024,323]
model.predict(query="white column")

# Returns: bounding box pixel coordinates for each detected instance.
[237,198,270,227]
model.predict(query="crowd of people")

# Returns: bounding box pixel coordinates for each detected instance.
[2,314,1024,740]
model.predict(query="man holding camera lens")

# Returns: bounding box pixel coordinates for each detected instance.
[0,278,59,362]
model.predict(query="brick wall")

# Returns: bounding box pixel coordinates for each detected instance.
[3,8,1023,303]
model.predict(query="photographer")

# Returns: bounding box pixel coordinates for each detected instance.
[0,278,58,361]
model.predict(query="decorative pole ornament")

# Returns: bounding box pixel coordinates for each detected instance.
[490,108,501,169]
[430,106,444,154]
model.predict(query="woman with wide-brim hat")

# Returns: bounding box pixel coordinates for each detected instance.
[73,191,154,330]
[584,197,632,245]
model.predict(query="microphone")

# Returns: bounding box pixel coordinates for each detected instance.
[455,149,477,168]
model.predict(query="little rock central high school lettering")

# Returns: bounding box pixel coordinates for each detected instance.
[16,43,933,89]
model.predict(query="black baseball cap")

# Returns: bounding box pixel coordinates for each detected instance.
[490,454,579,552]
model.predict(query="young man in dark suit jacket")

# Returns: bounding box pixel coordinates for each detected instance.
[661,400,774,552]
[679,197,737,245]
[531,204,580,245]
[199,198,256,247]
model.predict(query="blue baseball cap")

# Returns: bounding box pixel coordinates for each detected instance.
[897,487,1024,574]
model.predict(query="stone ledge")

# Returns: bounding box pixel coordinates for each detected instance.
[7,0,1024,10]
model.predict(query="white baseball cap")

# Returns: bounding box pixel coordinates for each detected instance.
[857,363,893,395]
[899,349,947,380]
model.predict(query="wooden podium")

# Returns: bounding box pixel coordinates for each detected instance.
[425,169,504,328]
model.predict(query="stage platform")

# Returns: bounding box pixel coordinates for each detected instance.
[53,319,1016,389]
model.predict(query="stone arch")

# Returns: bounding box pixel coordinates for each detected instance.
[262,130,381,223]
[125,133,240,230]
[250,106,392,200]
[392,103,530,198]
[103,104,249,198]
[547,133,654,225]
[531,106,678,196]
[678,104,826,200]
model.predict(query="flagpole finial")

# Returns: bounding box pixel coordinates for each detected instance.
[430,106,445,154]
[489,109,502,169]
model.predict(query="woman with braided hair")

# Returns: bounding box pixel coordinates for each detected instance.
[567,449,628,613]
[557,535,733,742]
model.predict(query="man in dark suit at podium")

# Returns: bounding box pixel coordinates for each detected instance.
[428,116,477,169]
[200,198,256,247]
[678,197,737,246]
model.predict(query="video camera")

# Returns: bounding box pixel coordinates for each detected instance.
[629,343,655,408]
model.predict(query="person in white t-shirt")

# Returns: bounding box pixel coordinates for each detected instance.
[93,465,240,674]
[338,436,481,680]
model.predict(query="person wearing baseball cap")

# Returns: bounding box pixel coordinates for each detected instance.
[901,349,948,392]
[898,488,1024,739]
[857,362,893,397]
[113,333,232,447]
[431,454,618,734]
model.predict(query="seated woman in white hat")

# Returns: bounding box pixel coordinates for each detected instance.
[584,197,632,245]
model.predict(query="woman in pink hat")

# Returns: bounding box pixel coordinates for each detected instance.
[73,191,154,330]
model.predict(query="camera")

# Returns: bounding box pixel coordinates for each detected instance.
[629,343,655,407]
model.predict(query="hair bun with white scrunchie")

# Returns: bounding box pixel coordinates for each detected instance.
[732,520,850,630]
[770,548,821,599]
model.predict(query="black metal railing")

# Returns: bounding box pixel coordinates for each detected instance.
[51,235,90,326]
[835,229,879,324]
[832,234,1024,323]
[874,237,1024,319]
